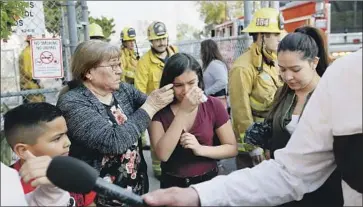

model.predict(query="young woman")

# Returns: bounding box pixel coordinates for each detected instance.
[200,39,229,110]
[149,53,238,189]
[245,26,343,206]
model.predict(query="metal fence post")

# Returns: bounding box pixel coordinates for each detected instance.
[261,1,269,8]
[270,1,280,10]
[66,1,78,55]
[244,0,253,46]
[81,1,89,41]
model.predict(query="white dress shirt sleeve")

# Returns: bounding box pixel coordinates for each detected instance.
[192,49,362,206]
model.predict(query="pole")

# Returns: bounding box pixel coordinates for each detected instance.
[81,1,89,41]
[61,5,71,81]
[66,1,78,55]
[244,0,253,46]
[261,1,269,8]
[270,1,280,10]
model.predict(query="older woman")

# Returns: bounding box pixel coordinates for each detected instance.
[57,40,173,206]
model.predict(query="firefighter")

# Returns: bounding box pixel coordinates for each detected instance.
[19,35,45,103]
[134,21,178,179]
[120,27,140,84]
[89,23,105,40]
[229,8,284,169]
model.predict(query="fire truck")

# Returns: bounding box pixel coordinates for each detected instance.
[211,1,362,60]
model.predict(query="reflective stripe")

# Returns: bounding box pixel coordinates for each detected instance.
[249,95,268,112]
[253,116,265,123]
[124,70,135,78]
[237,123,263,152]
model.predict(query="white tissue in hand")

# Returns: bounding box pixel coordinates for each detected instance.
[200,94,208,103]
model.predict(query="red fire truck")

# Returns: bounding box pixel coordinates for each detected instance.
[211,1,362,60]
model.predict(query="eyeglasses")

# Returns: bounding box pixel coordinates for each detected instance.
[98,63,122,72]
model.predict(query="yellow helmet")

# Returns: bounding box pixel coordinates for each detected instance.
[121,27,136,41]
[89,23,104,38]
[243,8,284,34]
[147,21,168,41]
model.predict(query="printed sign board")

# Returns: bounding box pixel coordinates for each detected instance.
[30,38,64,79]
[15,1,46,36]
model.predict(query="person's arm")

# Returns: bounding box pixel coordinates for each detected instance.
[229,66,254,139]
[1,163,29,206]
[135,59,148,94]
[122,83,147,109]
[57,93,151,155]
[120,50,126,82]
[192,64,335,206]
[204,61,228,96]
[180,98,237,159]
[149,111,189,162]
[149,86,203,162]
[26,186,71,206]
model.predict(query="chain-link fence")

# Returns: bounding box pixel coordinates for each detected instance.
[176,35,251,69]
[1,1,88,165]
[0,1,88,109]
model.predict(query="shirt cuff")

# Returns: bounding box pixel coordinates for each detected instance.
[191,181,216,206]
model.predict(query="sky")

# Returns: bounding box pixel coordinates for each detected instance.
[87,1,205,44]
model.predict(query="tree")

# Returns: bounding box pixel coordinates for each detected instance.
[43,0,62,35]
[89,16,116,41]
[177,23,202,41]
[0,1,29,40]
[196,1,244,38]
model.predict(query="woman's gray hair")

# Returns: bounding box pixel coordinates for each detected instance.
[58,40,120,97]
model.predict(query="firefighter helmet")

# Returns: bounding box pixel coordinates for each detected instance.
[147,21,168,41]
[121,27,136,41]
[89,23,105,39]
[243,8,284,34]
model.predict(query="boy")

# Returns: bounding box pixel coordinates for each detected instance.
[4,102,96,206]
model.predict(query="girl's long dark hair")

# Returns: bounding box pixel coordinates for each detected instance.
[159,53,204,90]
[200,39,229,71]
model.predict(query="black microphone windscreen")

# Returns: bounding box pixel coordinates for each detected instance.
[46,156,99,193]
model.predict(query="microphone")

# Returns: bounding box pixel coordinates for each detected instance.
[46,156,145,206]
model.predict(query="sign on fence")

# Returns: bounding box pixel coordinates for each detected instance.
[30,38,64,79]
[15,1,46,37]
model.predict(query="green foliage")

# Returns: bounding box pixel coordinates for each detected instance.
[89,16,116,42]
[177,23,202,41]
[196,1,244,25]
[0,1,29,39]
[195,1,244,38]
[43,0,62,35]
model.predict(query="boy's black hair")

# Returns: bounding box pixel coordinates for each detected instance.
[4,102,63,148]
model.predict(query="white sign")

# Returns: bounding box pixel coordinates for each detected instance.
[15,1,46,36]
[30,38,64,79]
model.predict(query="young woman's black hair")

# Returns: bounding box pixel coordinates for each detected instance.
[159,53,204,90]
[268,26,330,119]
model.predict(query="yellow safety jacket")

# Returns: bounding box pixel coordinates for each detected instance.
[19,45,45,103]
[134,45,178,94]
[229,42,283,152]
[19,46,40,90]
[120,47,138,82]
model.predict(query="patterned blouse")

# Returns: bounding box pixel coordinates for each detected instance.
[96,96,145,206]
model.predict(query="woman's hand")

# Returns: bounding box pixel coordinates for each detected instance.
[143,84,174,117]
[179,86,204,113]
[180,132,203,156]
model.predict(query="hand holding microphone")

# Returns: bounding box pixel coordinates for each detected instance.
[46,156,146,206]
